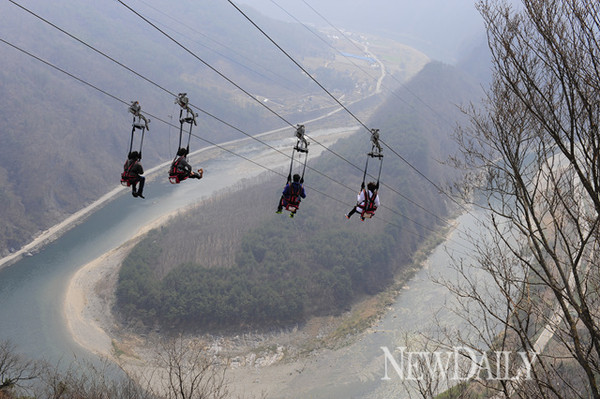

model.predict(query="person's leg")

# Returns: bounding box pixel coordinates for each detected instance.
[137,176,146,198]
[276,196,285,213]
[190,171,202,179]
[346,207,357,219]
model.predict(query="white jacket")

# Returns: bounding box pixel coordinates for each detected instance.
[356,189,380,212]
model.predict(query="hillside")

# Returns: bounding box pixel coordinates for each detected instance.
[114,60,483,332]
[0,0,425,256]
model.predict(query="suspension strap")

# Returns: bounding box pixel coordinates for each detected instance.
[175,93,198,154]
[138,120,146,158]
[186,118,193,152]
[376,156,383,187]
[177,108,184,150]
[127,101,149,158]
[287,146,295,183]
[300,150,308,183]
[361,154,369,190]
[128,117,136,156]
[293,124,309,183]
[362,128,383,189]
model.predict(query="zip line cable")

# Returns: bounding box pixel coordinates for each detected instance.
[300,0,456,128]
[226,0,474,216]
[0,38,128,107]
[131,0,305,93]
[11,0,472,241]
[107,0,467,227]
[263,0,466,222]
[2,0,476,250]
[290,0,472,213]
[9,0,470,240]
[6,0,457,233]
[226,0,372,134]
[134,0,460,228]
[0,36,474,256]
[115,0,295,129]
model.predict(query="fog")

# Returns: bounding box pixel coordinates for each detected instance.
[238,0,485,63]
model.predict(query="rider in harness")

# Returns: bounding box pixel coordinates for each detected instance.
[122,151,145,198]
[169,147,203,183]
[276,173,306,217]
[346,181,380,221]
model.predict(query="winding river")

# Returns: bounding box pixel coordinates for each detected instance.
[0,127,352,363]
[0,125,485,398]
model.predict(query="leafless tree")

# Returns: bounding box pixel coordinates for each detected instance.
[148,337,230,399]
[437,0,600,398]
[0,340,38,396]
[0,337,240,399]
[33,358,155,399]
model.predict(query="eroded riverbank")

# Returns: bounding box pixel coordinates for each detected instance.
[65,197,473,399]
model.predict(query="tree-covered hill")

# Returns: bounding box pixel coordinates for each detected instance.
[0,0,392,256]
[115,60,483,332]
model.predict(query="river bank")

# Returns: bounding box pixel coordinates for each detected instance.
[0,120,308,273]
[64,197,461,399]
[63,224,419,398]
[0,157,176,273]
[60,125,376,395]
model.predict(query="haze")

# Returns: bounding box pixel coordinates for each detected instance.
[238,0,485,63]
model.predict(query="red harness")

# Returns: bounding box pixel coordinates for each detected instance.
[359,189,378,219]
[121,160,139,187]
[284,183,302,211]
[169,156,188,184]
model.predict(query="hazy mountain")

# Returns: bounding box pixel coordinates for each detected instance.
[0,0,354,256]
[0,0,490,258]
[238,0,485,63]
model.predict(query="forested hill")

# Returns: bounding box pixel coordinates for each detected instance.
[0,0,425,257]
[115,59,484,332]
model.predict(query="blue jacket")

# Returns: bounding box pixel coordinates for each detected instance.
[282,181,306,201]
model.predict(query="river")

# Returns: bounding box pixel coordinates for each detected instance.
[0,126,356,365]
[0,125,487,398]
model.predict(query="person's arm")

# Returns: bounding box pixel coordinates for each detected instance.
[133,163,144,175]
[180,158,192,172]
[374,193,380,208]
[300,185,306,198]
[357,190,365,204]
[282,184,290,196]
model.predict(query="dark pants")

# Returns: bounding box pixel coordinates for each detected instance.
[347,207,357,218]
[176,170,201,181]
[133,176,145,195]
[277,196,285,211]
